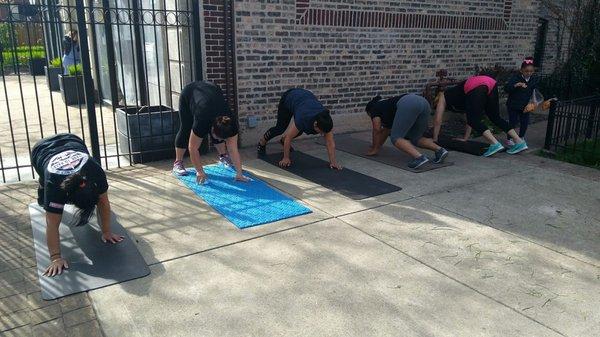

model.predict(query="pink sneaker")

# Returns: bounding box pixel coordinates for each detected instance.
[172,160,188,176]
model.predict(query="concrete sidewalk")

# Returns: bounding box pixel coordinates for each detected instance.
[1,130,599,336]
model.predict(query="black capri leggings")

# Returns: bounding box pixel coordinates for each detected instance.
[175,108,194,149]
[262,89,302,142]
[465,85,511,134]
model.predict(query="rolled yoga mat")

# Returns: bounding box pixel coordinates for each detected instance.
[260,151,402,200]
[176,164,312,229]
[316,135,454,173]
[30,204,150,300]
[435,134,489,156]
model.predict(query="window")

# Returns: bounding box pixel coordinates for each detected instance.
[533,18,549,68]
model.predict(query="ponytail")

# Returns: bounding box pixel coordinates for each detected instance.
[212,115,238,139]
[365,95,382,116]
[61,172,98,227]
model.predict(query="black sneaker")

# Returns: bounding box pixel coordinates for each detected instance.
[433,148,449,164]
[408,155,429,170]
[279,138,295,152]
[257,142,266,157]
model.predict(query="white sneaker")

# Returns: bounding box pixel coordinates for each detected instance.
[172,160,188,176]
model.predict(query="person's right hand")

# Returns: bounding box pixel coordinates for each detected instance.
[279,157,292,168]
[515,82,527,88]
[43,258,69,277]
[196,170,207,184]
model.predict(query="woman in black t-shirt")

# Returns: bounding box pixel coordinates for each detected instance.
[173,81,248,184]
[31,133,123,277]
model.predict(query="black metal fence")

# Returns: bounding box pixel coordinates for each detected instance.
[0,0,202,183]
[544,95,600,167]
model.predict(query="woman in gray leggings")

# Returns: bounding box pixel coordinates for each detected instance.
[366,93,449,169]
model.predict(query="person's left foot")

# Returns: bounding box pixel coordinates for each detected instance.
[408,155,430,170]
[218,154,233,167]
[257,142,266,157]
[507,141,529,155]
[172,160,188,176]
[433,147,449,164]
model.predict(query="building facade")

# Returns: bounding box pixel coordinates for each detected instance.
[200,0,551,144]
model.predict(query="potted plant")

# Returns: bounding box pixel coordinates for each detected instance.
[116,105,180,163]
[58,64,85,106]
[28,50,46,76]
[45,57,62,91]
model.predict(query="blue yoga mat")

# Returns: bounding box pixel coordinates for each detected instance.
[176,164,312,229]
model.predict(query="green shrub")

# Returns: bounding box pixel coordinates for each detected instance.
[1,46,45,65]
[29,50,45,60]
[49,57,62,68]
[539,141,600,170]
[67,63,82,76]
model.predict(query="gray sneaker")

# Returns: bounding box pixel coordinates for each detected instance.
[219,154,233,167]
[172,160,188,176]
[408,155,429,170]
[433,148,449,164]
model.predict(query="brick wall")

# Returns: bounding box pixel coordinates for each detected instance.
[233,0,542,144]
[202,0,237,113]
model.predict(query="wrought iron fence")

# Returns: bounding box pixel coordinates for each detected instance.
[0,0,203,183]
[544,95,600,168]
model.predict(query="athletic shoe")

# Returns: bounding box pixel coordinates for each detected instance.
[506,139,515,148]
[507,141,529,155]
[219,154,233,167]
[257,142,266,156]
[172,160,188,176]
[408,155,430,170]
[433,147,449,164]
[483,142,505,157]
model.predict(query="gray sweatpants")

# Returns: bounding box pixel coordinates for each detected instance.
[390,94,431,146]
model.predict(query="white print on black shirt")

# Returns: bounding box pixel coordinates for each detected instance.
[47,150,89,175]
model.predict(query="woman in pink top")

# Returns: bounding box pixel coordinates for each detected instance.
[463,75,528,157]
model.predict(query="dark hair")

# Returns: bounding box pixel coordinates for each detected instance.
[315,110,333,133]
[212,116,238,139]
[60,172,98,227]
[365,95,382,116]
[521,56,535,69]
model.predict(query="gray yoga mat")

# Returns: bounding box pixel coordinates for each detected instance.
[260,151,402,200]
[29,204,150,300]
[317,135,454,173]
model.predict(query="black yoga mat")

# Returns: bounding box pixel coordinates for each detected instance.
[29,204,150,300]
[435,135,489,156]
[317,135,454,173]
[260,151,402,200]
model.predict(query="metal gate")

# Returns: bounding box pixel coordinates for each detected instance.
[0,0,203,183]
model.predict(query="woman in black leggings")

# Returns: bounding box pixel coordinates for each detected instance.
[173,81,248,183]
[434,75,528,157]
[257,88,341,169]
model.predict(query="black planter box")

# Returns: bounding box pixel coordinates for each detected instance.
[116,105,180,164]
[45,66,61,91]
[29,58,45,76]
[58,74,85,106]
